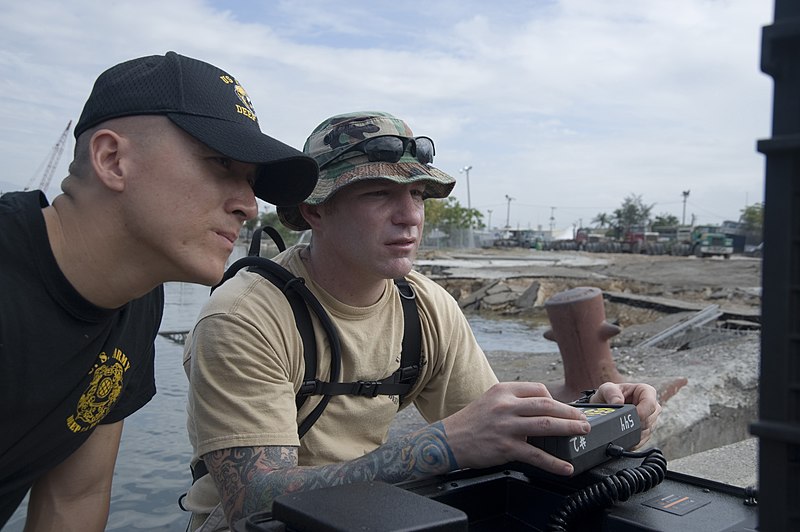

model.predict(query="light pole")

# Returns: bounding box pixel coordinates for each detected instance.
[681,190,690,225]
[505,195,514,228]
[460,165,473,247]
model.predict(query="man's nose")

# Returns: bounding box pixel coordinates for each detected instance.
[393,190,424,226]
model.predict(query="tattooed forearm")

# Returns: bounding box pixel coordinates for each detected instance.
[204,445,296,524]
[204,422,457,525]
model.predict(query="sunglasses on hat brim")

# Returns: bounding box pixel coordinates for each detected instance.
[320,135,435,169]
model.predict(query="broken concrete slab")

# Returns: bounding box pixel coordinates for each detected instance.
[514,281,540,310]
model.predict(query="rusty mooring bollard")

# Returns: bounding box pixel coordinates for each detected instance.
[543,286,624,401]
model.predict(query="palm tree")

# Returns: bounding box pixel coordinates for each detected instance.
[592,212,610,228]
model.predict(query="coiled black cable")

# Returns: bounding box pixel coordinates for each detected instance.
[545,446,668,532]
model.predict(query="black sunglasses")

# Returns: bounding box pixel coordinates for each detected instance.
[321,135,436,169]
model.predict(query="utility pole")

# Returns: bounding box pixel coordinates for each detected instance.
[549,206,556,234]
[504,195,514,228]
[487,209,492,230]
[459,166,473,212]
[460,165,473,248]
[682,190,690,225]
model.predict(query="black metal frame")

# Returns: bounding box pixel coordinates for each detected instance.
[749,1,800,530]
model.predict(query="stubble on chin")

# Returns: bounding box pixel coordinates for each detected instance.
[386,255,415,280]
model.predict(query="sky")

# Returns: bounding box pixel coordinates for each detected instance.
[0,0,774,232]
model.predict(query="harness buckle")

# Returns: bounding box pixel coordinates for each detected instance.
[396,365,420,383]
[354,381,382,397]
[299,379,319,396]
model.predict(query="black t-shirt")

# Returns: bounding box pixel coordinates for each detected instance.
[0,191,163,524]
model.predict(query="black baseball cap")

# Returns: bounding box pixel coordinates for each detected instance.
[74,51,318,206]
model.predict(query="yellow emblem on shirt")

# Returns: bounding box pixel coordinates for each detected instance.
[66,348,130,433]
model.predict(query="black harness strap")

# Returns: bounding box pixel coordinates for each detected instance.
[303,279,421,402]
[196,254,342,482]
[397,277,422,403]
[190,460,209,484]
[294,279,421,437]
[243,228,319,413]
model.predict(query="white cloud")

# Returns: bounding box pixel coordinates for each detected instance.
[0,0,772,227]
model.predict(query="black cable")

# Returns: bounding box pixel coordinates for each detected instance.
[545,447,668,532]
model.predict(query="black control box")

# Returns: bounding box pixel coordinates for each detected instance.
[527,403,641,475]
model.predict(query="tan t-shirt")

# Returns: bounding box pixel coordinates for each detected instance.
[184,245,498,469]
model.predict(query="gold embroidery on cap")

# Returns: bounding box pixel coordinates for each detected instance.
[219,75,258,123]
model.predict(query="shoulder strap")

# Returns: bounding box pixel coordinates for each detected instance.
[249,226,286,255]
[193,227,334,483]
[396,277,422,405]
[212,227,341,437]
[220,227,316,410]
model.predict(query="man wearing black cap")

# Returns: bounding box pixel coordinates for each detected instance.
[0,52,317,530]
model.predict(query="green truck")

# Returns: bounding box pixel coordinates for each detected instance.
[670,225,734,259]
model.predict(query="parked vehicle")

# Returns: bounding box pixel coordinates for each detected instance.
[670,225,733,259]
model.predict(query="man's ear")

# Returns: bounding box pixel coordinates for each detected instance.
[298,203,322,230]
[89,129,127,192]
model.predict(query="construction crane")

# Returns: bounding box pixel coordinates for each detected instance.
[24,120,72,194]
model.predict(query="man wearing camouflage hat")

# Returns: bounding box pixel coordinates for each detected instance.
[183,111,661,530]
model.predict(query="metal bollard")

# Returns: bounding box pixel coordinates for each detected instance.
[542,286,624,401]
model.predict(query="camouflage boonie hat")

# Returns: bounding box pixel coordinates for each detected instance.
[277,111,456,231]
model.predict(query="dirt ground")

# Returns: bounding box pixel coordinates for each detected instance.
[390,249,762,460]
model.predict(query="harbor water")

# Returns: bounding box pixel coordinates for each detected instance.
[6,278,555,531]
